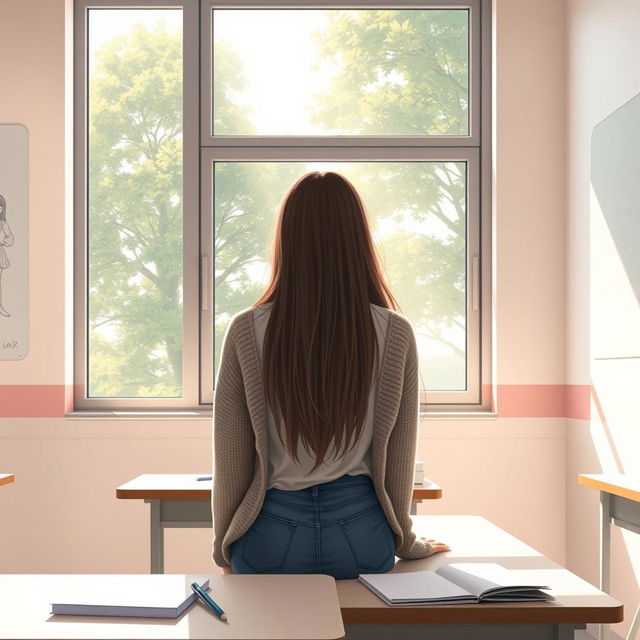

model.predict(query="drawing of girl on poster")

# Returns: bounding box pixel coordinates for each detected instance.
[0,194,14,317]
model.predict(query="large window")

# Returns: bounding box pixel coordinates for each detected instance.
[74,0,492,413]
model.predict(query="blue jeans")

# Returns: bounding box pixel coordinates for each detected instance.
[230,474,396,580]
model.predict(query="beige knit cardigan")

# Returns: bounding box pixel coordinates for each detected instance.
[212,305,432,568]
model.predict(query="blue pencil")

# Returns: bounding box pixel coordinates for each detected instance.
[191,582,228,621]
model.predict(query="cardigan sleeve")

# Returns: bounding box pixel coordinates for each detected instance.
[384,320,433,560]
[211,317,256,568]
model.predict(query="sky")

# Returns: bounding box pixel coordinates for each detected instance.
[88,8,334,134]
[213,9,337,135]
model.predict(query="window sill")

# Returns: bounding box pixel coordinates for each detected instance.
[420,411,498,420]
[65,409,497,420]
[65,409,213,420]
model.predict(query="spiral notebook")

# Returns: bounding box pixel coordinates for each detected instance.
[359,563,555,605]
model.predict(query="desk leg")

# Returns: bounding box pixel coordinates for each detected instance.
[410,499,420,515]
[554,624,578,640]
[149,499,164,574]
[600,491,611,640]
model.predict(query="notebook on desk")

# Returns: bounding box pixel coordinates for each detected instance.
[51,575,209,618]
[359,562,555,605]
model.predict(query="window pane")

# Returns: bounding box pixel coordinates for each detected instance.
[87,9,183,398]
[213,162,467,392]
[212,9,469,136]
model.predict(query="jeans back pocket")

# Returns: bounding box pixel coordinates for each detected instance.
[240,512,298,573]
[338,504,395,573]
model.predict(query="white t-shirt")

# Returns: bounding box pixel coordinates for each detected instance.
[252,301,391,491]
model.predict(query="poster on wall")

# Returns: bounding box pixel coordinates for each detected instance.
[0,124,29,360]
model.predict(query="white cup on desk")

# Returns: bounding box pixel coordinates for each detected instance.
[414,460,424,485]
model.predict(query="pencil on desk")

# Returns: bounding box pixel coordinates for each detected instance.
[191,582,228,621]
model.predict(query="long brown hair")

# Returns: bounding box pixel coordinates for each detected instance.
[253,171,400,472]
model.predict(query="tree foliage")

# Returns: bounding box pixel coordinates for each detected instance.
[88,21,184,397]
[309,9,468,135]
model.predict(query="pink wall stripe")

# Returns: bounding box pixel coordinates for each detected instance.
[0,384,593,419]
[0,385,69,417]
[496,384,566,417]
[495,384,591,419]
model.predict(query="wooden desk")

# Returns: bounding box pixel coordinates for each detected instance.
[339,515,623,640]
[0,473,15,487]
[116,474,442,574]
[0,573,345,639]
[579,473,640,640]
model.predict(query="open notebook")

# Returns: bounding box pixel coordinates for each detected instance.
[359,563,555,605]
[51,575,209,618]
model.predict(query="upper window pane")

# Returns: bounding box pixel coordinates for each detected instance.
[212,9,469,136]
[87,9,183,398]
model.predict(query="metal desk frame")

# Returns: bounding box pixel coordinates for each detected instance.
[578,473,640,640]
[600,490,640,640]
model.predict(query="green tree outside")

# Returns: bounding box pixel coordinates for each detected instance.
[88,20,184,397]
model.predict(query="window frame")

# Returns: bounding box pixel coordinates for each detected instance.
[73,0,493,413]
[73,0,201,411]
[201,0,493,412]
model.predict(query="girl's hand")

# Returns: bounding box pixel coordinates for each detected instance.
[420,536,451,555]
[222,566,233,575]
